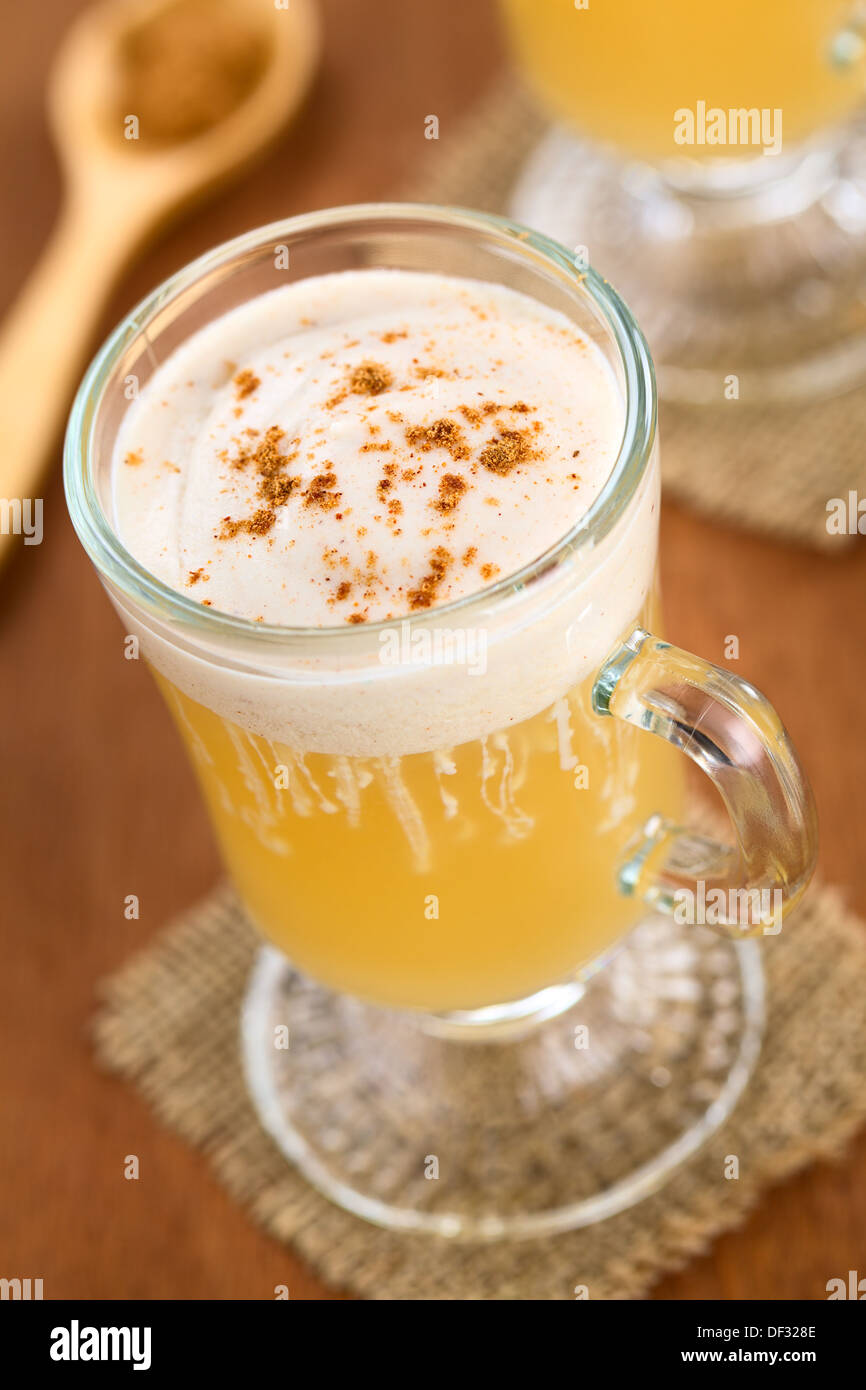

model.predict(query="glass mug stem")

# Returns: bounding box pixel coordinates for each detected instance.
[594,628,818,935]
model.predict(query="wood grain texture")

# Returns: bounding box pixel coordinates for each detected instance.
[1,0,864,1301]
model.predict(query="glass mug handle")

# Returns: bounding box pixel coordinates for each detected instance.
[593,628,818,937]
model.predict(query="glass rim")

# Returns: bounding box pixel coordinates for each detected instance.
[63,201,657,646]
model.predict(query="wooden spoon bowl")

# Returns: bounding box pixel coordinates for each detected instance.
[0,0,320,564]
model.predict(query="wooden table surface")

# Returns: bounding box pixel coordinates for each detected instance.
[1,0,864,1301]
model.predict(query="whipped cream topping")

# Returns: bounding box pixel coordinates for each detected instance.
[112,270,624,625]
[106,267,658,756]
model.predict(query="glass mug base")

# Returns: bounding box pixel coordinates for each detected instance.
[510,123,866,405]
[241,914,764,1241]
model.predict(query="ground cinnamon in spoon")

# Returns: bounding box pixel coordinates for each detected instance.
[117,0,268,145]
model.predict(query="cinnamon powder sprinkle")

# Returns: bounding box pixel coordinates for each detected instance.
[350,361,393,396]
[124,449,143,467]
[407,546,452,610]
[459,400,532,428]
[480,562,500,580]
[327,360,394,409]
[376,463,398,503]
[233,369,260,400]
[260,474,296,507]
[187,568,208,585]
[405,417,469,462]
[432,473,467,514]
[304,472,342,511]
[220,506,276,539]
[347,613,367,624]
[220,425,300,538]
[335,581,352,601]
[231,425,283,471]
[479,427,539,476]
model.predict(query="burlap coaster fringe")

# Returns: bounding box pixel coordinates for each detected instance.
[399,73,866,553]
[92,882,866,1300]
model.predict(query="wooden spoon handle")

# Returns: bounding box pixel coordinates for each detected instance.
[0,195,139,563]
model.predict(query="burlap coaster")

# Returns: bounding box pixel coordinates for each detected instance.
[93,881,866,1300]
[400,75,866,552]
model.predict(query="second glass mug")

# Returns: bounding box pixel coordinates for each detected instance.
[501,0,866,404]
[65,205,817,1238]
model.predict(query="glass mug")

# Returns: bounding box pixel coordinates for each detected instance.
[501,0,866,404]
[65,205,817,1238]
[502,0,866,166]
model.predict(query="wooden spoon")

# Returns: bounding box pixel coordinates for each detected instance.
[0,0,319,564]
